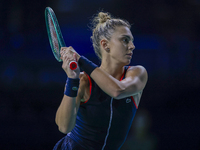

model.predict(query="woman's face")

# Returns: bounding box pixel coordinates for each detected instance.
[107,26,135,65]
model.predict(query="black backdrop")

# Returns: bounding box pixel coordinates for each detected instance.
[0,0,200,149]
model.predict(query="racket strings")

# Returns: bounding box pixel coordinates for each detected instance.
[48,13,60,58]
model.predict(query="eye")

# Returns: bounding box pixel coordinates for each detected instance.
[123,37,129,44]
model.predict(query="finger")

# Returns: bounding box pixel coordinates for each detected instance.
[62,56,70,69]
[61,47,69,50]
[73,52,77,62]
[61,47,71,55]
[60,47,66,56]
[60,48,65,52]
[63,55,74,66]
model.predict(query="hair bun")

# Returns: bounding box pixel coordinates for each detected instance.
[98,12,111,23]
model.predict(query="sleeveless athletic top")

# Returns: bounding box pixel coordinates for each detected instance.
[67,66,138,150]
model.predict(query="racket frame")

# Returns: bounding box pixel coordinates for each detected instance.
[45,7,66,62]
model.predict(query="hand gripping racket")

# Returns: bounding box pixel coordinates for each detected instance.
[45,7,77,70]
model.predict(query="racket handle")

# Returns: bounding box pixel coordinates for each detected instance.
[69,61,77,70]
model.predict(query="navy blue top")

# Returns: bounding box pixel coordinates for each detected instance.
[67,66,137,150]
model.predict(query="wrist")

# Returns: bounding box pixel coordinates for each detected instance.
[78,56,98,76]
[64,78,80,97]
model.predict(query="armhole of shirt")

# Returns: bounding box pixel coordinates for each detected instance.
[131,96,138,109]
[80,73,92,105]
[120,66,130,81]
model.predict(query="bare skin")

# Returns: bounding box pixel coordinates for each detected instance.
[55,26,148,134]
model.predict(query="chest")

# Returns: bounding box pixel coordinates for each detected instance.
[79,88,137,129]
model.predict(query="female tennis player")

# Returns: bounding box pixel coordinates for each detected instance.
[53,12,148,150]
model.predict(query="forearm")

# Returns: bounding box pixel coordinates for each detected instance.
[90,68,125,98]
[55,95,79,134]
[78,56,147,99]
[55,78,80,134]
[91,67,147,99]
[78,56,122,97]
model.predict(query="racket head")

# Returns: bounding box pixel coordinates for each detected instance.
[45,7,66,62]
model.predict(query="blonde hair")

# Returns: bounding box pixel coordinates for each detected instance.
[90,12,131,60]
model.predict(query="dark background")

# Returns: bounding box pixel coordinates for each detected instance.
[0,0,200,149]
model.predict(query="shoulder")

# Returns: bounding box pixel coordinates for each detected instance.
[77,72,90,102]
[126,65,148,81]
[79,72,89,81]
[127,65,147,73]
[127,65,147,75]
[79,72,90,86]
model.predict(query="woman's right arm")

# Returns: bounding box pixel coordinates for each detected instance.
[55,73,88,134]
[55,80,84,134]
[55,96,79,134]
[55,47,83,134]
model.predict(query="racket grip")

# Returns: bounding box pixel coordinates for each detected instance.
[69,61,77,70]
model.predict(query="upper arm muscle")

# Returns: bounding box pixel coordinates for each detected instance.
[115,65,148,99]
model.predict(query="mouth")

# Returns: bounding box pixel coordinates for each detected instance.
[126,53,133,57]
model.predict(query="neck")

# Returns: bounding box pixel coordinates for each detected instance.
[100,59,124,80]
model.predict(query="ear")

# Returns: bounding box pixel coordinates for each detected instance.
[100,39,110,52]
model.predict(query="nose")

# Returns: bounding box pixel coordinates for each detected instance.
[129,41,135,51]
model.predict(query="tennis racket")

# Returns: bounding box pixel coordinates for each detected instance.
[45,7,77,70]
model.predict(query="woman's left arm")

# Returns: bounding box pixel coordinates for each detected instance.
[90,65,148,99]
[63,47,148,99]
